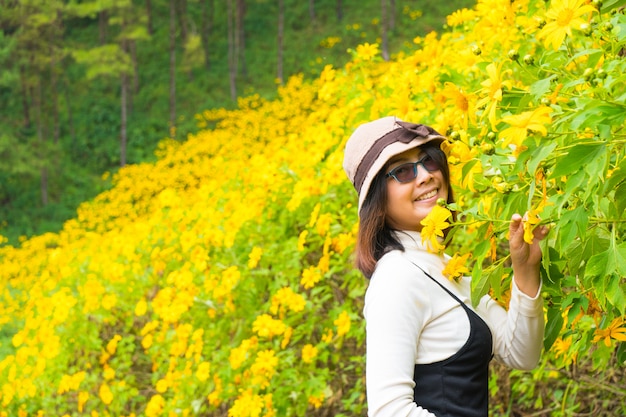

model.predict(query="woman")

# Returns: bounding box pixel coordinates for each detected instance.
[342,116,547,417]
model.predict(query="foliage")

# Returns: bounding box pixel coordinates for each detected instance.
[1,0,625,416]
[0,0,472,244]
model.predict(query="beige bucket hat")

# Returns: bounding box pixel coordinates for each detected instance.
[343,116,446,213]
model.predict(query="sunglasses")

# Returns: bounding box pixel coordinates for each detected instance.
[386,154,441,183]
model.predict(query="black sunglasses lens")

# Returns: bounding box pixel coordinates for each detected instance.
[422,155,440,172]
[393,163,416,182]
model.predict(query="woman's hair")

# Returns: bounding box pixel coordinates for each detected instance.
[354,143,455,279]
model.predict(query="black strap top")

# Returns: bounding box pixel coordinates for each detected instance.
[411,263,493,417]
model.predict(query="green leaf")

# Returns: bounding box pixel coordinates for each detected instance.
[565,240,584,276]
[614,182,626,218]
[462,159,479,181]
[605,274,625,315]
[566,295,589,326]
[529,76,556,100]
[616,243,626,277]
[544,307,564,351]
[604,158,626,193]
[585,249,611,278]
[565,49,603,67]
[527,141,557,176]
[551,143,607,179]
[486,263,504,300]
[585,241,626,280]
[471,263,490,307]
[556,206,588,253]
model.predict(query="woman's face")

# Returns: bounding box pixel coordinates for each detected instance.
[384,147,449,232]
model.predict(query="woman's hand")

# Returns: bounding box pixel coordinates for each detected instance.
[508,213,549,297]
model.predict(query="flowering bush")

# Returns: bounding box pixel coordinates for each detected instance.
[1,0,624,415]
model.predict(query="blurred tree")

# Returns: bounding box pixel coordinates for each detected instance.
[227,0,236,100]
[71,0,149,166]
[1,0,67,206]
[200,0,215,70]
[170,0,177,131]
[277,0,284,84]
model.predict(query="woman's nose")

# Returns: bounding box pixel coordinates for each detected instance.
[414,165,433,185]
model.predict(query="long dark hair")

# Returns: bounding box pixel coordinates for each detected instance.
[355,143,454,279]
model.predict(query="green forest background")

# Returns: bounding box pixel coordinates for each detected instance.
[0,0,472,245]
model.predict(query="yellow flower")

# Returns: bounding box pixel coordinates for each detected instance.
[500,106,553,150]
[308,393,325,409]
[297,230,309,251]
[145,394,165,417]
[477,62,513,129]
[442,253,471,282]
[332,233,355,254]
[355,42,379,61]
[134,298,148,316]
[420,206,451,254]
[270,287,306,316]
[106,335,122,355]
[103,365,115,380]
[537,0,596,50]
[315,213,333,236]
[334,311,351,337]
[229,337,257,370]
[281,326,293,349]
[98,383,113,405]
[155,378,168,393]
[592,317,626,347]
[446,8,476,27]
[523,203,545,244]
[301,344,318,364]
[57,371,86,394]
[250,350,279,389]
[300,266,322,289]
[321,329,334,343]
[247,246,263,269]
[252,314,287,339]
[552,336,573,359]
[78,391,89,412]
[228,389,264,417]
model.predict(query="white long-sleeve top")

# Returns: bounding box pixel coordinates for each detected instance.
[364,231,544,417]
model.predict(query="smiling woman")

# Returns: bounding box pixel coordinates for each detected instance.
[342,116,549,417]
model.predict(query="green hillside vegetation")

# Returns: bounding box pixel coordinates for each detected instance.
[0,0,472,245]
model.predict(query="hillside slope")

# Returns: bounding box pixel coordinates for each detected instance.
[1,0,625,415]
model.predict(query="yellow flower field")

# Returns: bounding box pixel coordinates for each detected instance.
[1,0,625,415]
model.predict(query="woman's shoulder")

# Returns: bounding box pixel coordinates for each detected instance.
[369,250,434,291]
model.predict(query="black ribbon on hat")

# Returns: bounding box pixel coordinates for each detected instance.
[353,121,443,198]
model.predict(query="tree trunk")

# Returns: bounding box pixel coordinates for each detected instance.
[227,0,236,101]
[169,0,177,132]
[64,78,75,146]
[336,0,343,22]
[381,0,390,61]
[389,0,395,30]
[176,0,188,44]
[277,0,284,85]
[98,10,107,45]
[309,0,315,21]
[146,0,154,35]
[19,65,31,129]
[120,71,128,166]
[36,78,48,206]
[201,0,214,70]
[131,39,139,95]
[236,0,246,78]
[50,27,60,143]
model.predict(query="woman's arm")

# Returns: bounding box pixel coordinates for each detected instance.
[509,212,549,297]
[481,213,548,370]
[365,255,438,417]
